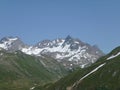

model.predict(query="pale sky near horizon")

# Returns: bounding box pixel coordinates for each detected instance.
[0,0,120,53]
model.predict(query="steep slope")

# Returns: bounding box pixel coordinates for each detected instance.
[0,49,67,90]
[42,46,120,90]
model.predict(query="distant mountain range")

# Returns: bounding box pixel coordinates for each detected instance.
[0,36,104,69]
[0,36,120,90]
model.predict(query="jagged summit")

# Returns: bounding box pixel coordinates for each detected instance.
[62,35,74,47]
[0,36,104,68]
[65,35,73,42]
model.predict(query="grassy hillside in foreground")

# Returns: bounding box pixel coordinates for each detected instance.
[0,49,68,90]
[40,46,120,90]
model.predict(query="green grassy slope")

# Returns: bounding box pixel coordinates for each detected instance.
[0,49,68,90]
[43,46,120,90]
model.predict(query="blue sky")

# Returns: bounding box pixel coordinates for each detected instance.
[0,0,120,53]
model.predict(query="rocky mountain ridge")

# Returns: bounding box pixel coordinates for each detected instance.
[0,36,104,68]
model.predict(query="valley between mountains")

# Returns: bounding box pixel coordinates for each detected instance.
[0,36,119,90]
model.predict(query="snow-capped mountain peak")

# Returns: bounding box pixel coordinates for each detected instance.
[0,36,25,51]
[0,37,18,49]
[0,36,104,68]
[21,36,104,68]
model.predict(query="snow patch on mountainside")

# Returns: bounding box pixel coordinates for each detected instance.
[79,63,106,81]
[71,63,106,89]
[30,86,35,90]
[22,47,43,55]
[107,52,120,60]
[80,63,88,68]
[0,44,6,49]
[0,37,18,50]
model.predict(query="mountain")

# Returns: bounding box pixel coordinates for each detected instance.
[0,36,104,69]
[42,46,120,90]
[0,49,67,90]
[0,36,26,51]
